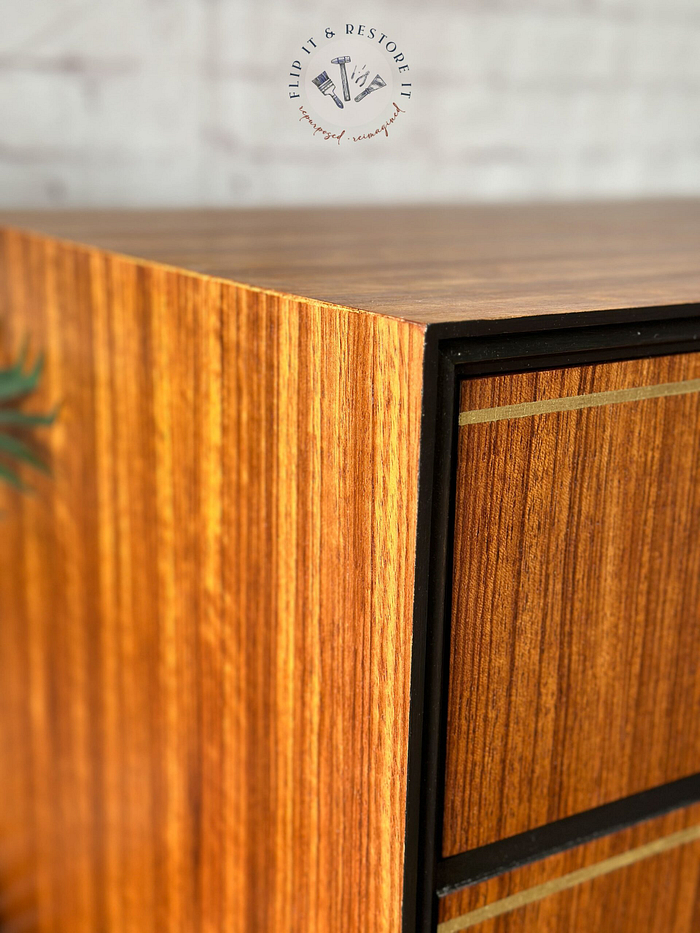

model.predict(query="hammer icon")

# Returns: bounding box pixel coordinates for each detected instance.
[332,56,351,102]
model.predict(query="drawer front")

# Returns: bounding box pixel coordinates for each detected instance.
[443,352,700,857]
[438,803,700,933]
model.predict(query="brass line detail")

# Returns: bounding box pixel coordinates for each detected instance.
[458,378,700,426]
[437,824,700,933]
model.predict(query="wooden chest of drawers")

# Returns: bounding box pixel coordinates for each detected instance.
[2,201,700,933]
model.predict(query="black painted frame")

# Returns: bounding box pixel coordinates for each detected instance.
[402,305,700,933]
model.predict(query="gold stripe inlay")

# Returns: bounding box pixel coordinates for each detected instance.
[437,824,700,933]
[458,377,700,426]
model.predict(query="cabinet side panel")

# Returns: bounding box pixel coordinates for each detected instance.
[0,228,425,933]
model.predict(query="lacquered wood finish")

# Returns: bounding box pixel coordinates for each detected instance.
[438,803,700,932]
[0,228,425,933]
[444,353,700,857]
[2,199,700,323]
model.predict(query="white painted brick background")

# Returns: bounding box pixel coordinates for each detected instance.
[1,0,700,207]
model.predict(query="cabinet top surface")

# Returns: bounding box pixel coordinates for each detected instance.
[2,199,700,325]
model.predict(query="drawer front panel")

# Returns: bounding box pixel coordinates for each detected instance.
[443,352,700,857]
[438,803,700,933]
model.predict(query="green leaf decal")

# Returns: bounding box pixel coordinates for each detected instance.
[0,341,56,493]
[0,406,58,426]
[0,461,26,491]
[0,352,43,402]
[0,434,49,473]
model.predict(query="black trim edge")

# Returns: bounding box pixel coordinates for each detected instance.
[401,330,440,933]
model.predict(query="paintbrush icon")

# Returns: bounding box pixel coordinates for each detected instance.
[312,71,344,108]
[354,73,387,102]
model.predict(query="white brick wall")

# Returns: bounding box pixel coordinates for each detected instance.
[2,0,700,207]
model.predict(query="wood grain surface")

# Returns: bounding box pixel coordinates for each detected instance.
[444,353,700,857]
[2,199,700,324]
[438,802,700,932]
[0,227,425,933]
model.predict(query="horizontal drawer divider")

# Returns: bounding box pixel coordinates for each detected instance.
[436,772,700,897]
